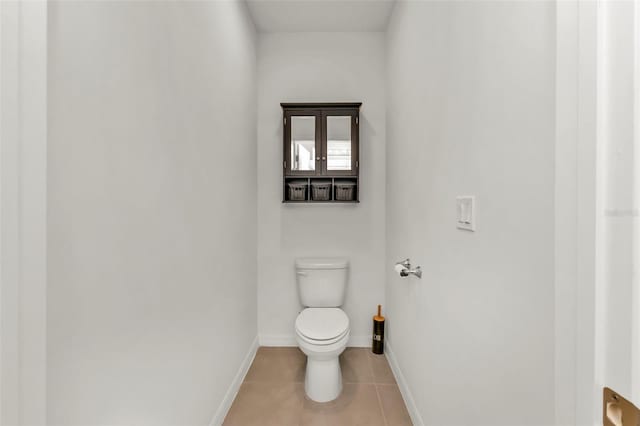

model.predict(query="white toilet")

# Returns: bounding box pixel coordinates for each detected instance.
[294,257,350,403]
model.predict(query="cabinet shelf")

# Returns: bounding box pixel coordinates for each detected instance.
[283,177,359,203]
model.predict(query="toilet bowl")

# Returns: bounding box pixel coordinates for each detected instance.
[295,307,350,402]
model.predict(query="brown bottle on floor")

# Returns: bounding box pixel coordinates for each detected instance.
[372,304,385,355]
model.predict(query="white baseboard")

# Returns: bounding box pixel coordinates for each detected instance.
[209,335,259,426]
[347,334,371,347]
[259,334,297,346]
[385,342,425,426]
[258,334,371,348]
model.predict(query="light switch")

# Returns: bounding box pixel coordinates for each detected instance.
[456,196,475,231]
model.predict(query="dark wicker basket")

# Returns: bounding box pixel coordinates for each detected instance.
[311,182,332,201]
[335,181,356,201]
[287,181,307,201]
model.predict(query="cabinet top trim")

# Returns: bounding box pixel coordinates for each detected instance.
[280,102,362,109]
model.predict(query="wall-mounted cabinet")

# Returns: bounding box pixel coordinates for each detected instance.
[282,102,361,203]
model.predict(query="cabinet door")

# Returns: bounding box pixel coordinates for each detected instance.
[284,110,322,176]
[321,109,359,176]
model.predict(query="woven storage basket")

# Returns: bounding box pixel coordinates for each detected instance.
[287,181,308,201]
[334,180,356,201]
[311,181,332,201]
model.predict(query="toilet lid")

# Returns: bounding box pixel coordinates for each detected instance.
[295,308,349,341]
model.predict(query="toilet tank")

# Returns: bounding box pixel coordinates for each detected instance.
[295,257,349,307]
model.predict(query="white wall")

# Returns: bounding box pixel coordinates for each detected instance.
[555,2,640,423]
[0,1,47,424]
[595,0,640,410]
[597,0,636,402]
[386,2,556,424]
[257,32,386,346]
[554,3,579,423]
[633,0,640,404]
[47,2,257,424]
[554,1,600,424]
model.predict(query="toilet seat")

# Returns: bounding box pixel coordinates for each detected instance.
[295,308,349,345]
[297,327,349,346]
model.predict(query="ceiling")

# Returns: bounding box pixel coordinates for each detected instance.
[246,0,396,33]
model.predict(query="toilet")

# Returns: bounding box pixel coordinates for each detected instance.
[294,257,350,403]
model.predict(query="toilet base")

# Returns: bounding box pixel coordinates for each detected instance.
[305,357,342,402]
[296,330,349,403]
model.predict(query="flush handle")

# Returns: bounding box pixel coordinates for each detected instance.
[296,271,308,276]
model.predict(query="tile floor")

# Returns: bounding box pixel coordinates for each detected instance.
[223,347,412,426]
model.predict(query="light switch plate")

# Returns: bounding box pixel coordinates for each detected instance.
[456,196,475,231]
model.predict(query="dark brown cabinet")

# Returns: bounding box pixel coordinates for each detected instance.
[282,103,361,203]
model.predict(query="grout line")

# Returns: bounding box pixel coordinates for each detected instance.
[374,384,389,426]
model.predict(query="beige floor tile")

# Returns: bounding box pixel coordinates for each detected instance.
[377,384,412,426]
[226,347,410,426]
[223,381,304,426]
[340,348,374,383]
[301,383,386,426]
[369,352,396,384]
[244,347,306,383]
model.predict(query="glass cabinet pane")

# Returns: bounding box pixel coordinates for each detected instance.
[291,116,316,171]
[326,116,352,171]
